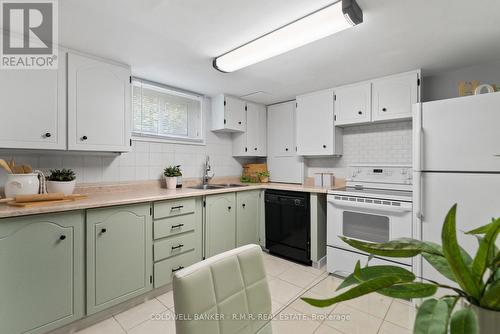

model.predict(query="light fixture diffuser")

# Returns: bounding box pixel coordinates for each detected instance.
[213,0,363,73]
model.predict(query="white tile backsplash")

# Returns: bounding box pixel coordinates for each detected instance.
[0,98,243,187]
[306,120,412,178]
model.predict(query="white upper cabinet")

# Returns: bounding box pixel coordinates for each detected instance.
[267,101,296,157]
[232,102,266,157]
[211,95,246,132]
[334,70,420,127]
[334,82,372,126]
[372,71,420,122]
[0,52,66,150]
[296,89,343,156]
[68,53,131,152]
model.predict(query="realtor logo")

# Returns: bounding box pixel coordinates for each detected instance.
[1,0,58,69]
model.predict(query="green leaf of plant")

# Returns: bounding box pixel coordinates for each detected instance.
[302,275,408,308]
[480,279,500,311]
[471,218,500,286]
[441,204,481,301]
[378,282,437,299]
[465,218,497,235]
[336,265,415,290]
[414,299,449,334]
[441,296,459,316]
[339,237,442,258]
[450,308,478,334]
[353,260,363,281]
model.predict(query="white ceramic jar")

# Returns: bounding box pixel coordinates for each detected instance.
[4,174,40,198]
[46,180,76,195]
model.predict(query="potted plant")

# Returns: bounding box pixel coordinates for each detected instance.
[302,204,500,334]
[256,171,270,183]
[46,169,76,195]
[164,165,182,189]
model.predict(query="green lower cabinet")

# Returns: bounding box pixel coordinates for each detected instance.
[87,203,153,315]
[0,211,84,334]
[236,190,261,247]
[205,192,236,257]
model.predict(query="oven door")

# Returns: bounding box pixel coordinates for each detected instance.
[327,194,412,265]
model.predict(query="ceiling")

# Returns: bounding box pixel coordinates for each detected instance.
[59,0,500,104]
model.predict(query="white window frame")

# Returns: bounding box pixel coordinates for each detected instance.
[132,77,206,145]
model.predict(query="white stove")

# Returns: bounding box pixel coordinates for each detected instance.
[326,165,414,276]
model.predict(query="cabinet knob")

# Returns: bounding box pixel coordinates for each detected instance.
[323,145,327,148]
[254,147,257,151]
[358,111,363,115]
[228,206,232,210]
[81,135,88,141]
[101,228,107,234]
[382,108,387,112]
[238,121,242,125]
[242,203,246,208]
[59,235,66,241]
[44,132,52,138]
[285,148,289,151]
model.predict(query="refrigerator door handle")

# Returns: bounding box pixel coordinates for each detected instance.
[412,103,423,171]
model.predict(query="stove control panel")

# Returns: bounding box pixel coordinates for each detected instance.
[347,165,412,186]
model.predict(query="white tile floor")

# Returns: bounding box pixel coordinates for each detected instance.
[76,253,416,334]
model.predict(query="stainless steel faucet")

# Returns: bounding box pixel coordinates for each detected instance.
[202,155,214,185]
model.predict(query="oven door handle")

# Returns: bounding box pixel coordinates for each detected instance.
[328,198,412,213]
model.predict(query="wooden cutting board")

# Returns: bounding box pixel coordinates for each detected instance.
[6,194,88,207]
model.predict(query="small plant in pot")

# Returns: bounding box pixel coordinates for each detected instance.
[164,165,182,189]
[302,204,500,334]
[46,169,76,195]
[256,171,270,183]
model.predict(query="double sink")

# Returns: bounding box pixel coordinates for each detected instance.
[189,183,249,190]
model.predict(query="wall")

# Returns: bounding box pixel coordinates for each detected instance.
[423,59,500,102]
[305,121,412,178]
[0,98,243,187]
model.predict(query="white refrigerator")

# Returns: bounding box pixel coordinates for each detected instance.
[413,92,500,285]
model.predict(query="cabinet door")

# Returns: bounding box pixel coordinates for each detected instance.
[372,71,419,122]
[68,53,131,152]
[87,204,152,314]
[236,190,260,246]
[267,101,296,157]
[0,212,84,334]
[0,53,66,150]
[296,89,340,156]
[334,82,372,126]
[256,103,267,156]
[205,193,236,257]
[225,96,246,132]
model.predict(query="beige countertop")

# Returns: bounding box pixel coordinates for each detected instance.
[0,178,345,219]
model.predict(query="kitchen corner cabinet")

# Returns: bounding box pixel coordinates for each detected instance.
[267,101,296,157]
[236,190,261,246]
[334,82,372,126]
[0,51,66,150]
[68,53,132,152]
[86,204,152,315]
[296,89,343,156]
[233,102,267,157]
[0,211,84,334]
[205,192,236,257]
[371,71,420,122]
[211,94,246,132]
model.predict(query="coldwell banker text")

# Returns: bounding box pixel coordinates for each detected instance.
[1,0,58,69]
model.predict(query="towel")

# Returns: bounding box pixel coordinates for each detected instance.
[35,170,47,194]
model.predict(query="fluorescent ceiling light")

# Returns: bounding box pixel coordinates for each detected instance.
[213,0,363,73]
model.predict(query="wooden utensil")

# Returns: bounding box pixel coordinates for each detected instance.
[5,194,88,207]
[0,159,12,174]
[14,192,65,203]
[11,165,26,174]
[22,165,33,173]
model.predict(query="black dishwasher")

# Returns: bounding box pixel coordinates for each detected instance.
[265,190,311,265]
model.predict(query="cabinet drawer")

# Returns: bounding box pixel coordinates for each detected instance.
[154,198,196,219]
[153,213,196,240]
[154,250,199,288]
[154,232,197,262]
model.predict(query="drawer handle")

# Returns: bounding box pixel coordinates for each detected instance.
[172,266,184,273]
[171,244,184,250]
[171,224,184,229]
[171,205,184,210]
